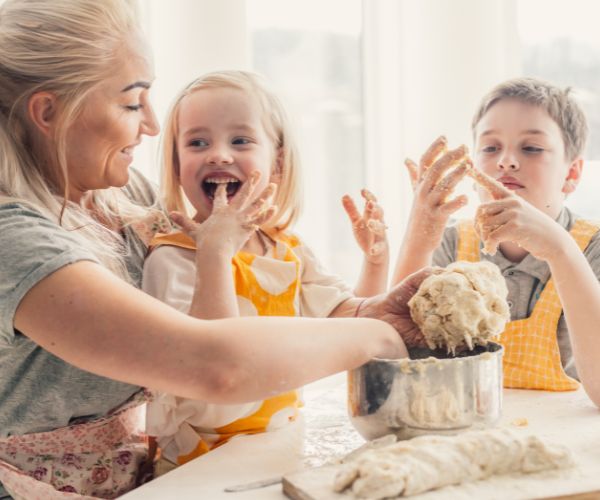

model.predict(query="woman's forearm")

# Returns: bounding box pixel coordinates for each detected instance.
[15,261,403,405]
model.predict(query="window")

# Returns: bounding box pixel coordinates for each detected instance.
[247,0,364,284]
[518,0,600,217]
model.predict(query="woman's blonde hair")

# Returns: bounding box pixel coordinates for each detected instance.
[0,0,151,280]
[161,70,303,234]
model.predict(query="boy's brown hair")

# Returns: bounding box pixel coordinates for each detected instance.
[472,77,588,161]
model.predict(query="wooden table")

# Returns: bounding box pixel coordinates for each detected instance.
[123,374,600,499]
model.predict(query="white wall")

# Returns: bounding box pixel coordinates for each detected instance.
[136,0,249,180]
[363,0,521,255]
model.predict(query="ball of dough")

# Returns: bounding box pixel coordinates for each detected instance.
[408,261,510,353]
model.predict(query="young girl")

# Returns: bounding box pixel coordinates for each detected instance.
[141,70,390,472]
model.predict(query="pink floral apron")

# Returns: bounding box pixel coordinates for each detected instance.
[0,391,154,499]
[0,212,170,498]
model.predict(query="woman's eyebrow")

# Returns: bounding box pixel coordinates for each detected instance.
[121,81,151,92]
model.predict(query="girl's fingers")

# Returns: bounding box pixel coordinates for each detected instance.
[369,241,387,256]
[419,136,448,177]
[233,171,261,210]
[404,158,419,189]
[213,183,229,211]
[366,218,388,237]
[245,183,276,215]
[251,206,277,228]
[367,202,384,221]
[342,195,362,225]
[467,167,512,200]
[169,211,198,235]
[361,188,377,203]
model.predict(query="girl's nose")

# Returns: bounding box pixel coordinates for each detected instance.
[207,146,234,165]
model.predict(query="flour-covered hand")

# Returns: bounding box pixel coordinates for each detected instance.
[171,171,277,258]
[342,189,389,264]
[357,268,435,348]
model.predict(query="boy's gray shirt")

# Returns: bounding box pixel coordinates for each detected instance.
[0,169,160,438]
[432,207,600,380]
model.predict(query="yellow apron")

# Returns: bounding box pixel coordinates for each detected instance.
[149,231,303,463]
[457,219,599,391]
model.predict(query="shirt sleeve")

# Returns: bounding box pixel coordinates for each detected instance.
[142,245,196,314]
[294,239,353,317]
[0,204,98,346]
[432,223,459,268]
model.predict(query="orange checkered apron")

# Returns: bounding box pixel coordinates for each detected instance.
[457,219,599,391]
[148,232,302,464]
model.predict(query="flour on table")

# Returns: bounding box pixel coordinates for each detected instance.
[333,428,573,499]
[408,261,510,354]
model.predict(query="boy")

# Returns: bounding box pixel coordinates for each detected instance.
[394,78,600,405]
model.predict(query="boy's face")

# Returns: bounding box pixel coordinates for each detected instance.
[473,98,582,218]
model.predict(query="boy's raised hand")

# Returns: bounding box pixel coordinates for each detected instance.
[470,168,565,260]
[170,170,277,258]
[404,136,470,253]
[342,189,388,264]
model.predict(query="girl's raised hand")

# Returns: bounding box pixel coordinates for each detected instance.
[170,171,277,258]
[342,189,389,264]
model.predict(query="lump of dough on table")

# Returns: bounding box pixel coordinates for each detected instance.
[333,428,573,499]
[408,261,510,353]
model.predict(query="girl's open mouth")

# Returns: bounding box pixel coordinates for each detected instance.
[202,176,242,200]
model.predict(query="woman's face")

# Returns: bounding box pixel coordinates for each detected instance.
[65,37,159,201]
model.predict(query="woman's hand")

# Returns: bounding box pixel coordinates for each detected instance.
[470,169,567,260]
[170,171,276,259]
[404,136,470,253]
[342,189,388,265]
[358,268,433,348]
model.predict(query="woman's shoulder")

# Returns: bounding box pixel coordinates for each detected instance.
[121,167,160,208]
[0,200,56,225]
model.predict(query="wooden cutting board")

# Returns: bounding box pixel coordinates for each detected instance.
[282,464,600,500]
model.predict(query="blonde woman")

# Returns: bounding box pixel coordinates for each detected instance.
[0,0,425,497]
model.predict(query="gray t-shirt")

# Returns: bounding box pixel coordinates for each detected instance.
[0,169,160,438]
[432,207,600,380]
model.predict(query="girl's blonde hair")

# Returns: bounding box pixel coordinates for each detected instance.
[161,70,303,234]
[0,0,151,280]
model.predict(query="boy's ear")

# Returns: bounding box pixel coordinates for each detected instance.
[562,157,584,195]
[27,91,58,137]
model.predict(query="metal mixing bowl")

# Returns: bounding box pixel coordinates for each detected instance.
[348,342,503,441]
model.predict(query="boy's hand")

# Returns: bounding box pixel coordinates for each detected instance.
[470,169,565,261]
[170,171,277,259]
[404,136,470,253]
[342,189,388,264]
